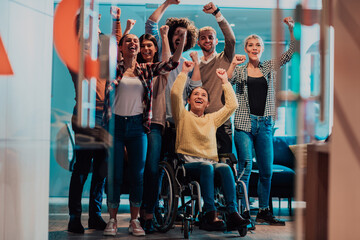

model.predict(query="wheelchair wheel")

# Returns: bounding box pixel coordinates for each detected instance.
[154,161,179,233]
[183,219,190,239]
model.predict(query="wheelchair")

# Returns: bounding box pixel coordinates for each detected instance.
[152,124,252,238]
[154,155,202,239]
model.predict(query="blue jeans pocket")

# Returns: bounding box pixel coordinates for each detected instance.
[264,117,274,128]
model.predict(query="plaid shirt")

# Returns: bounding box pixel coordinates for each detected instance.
[230,40,295,132]
[103,58,179,133]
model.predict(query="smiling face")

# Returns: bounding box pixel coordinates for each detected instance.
[198,29,218,54]
[140,39,157,63]
[244,37,264,62]
[187,87,210,116]
[171,27,188,51]
[119,34,140,58]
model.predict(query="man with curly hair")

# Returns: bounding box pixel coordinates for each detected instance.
[198,2,236,155]
[145,0,201,124]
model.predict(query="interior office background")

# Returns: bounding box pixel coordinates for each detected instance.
[0,0,359,239]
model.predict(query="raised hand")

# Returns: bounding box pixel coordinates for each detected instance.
[182,61,195,74]
[216,68,228,84]
[172,26,187,63]
[203,2,217,14]
[160,25,169,38]
[283,16,294,32]
[177,27,187,41]
[166,0,181,5]
[231,54,246,66]
[126,19,136,31]
[110,6,121,19]
[189,51,199,65]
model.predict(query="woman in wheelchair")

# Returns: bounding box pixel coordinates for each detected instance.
[170,60,250,231]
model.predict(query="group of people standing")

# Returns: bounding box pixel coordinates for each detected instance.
[66,0,295,237]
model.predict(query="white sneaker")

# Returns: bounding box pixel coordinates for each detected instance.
[128,219,145,236]
[103,218,117,236]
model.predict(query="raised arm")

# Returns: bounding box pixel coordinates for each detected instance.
[149,0,180,23]
[146,0,180,60]
[160,25,171,61]
[171,27,186,63]
[110,6,122,45]
[203,2,235,61]
[189,51,201,81]
[123,19,136,36]
[171,61,194,123]
[211,68,238,127]
[284,16,295,41]
[227,54,246,83]
[271,17,296,68]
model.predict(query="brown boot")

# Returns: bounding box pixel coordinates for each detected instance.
[199,211,226,231]
[226,212,250,231]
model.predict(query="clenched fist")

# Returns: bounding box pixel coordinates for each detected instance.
[216,68,228,84]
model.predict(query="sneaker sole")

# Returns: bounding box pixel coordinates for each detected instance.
[226,221,250,231]
[129,230,146,236]
[129,228,146,236]
[103,231,117,236]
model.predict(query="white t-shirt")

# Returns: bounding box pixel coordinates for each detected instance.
[113,76,144,116]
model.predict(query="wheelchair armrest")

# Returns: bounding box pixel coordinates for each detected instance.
[176,153,186,165]
[218,153,238,164]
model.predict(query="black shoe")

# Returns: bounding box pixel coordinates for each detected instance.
[199,211,226,231]
[226,212,250,231]
[88,216,107,230]
[241,210,256,231]
[68,217,84,234]
[143,219,155,234]
[138,217,145,228]
[255,208,286,226]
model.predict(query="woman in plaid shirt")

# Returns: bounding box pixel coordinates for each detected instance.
[227,17,295,226]
[103,29,186,236]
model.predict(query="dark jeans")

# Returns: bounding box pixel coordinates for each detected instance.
[142,123,163,214]
[68,110,107,218]
[216,118,233,154]
[107,114,147,209]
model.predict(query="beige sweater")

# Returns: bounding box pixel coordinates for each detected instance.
[171,72,238,162]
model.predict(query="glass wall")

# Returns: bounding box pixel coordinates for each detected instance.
[50,2,305,196]
[50,8,333,239]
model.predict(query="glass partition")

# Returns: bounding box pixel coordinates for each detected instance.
[50,1,333,238]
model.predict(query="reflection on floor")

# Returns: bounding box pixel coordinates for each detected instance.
[49,196,301,239]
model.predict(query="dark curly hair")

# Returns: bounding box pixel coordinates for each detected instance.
[137,33,159,63]
[166,17,198,53]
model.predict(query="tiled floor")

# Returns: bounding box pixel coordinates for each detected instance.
[49,197,297,239]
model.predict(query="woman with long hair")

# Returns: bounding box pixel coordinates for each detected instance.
[102,28,186,236]
[227,17,295,225]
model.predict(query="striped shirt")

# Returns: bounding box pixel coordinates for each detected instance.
[229,40,295,132]
[103,58,179,133]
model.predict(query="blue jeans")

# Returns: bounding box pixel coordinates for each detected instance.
[234,115,274,209]
[107,114,147,209]
[69,110,107,218]
[184,161,238,214]
[142,123,163,214]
